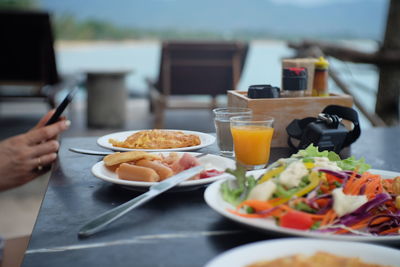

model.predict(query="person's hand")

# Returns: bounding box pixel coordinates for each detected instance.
[0,110,70,191]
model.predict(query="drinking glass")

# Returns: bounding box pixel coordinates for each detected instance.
[230,115,274,170]
[213,107,252,157]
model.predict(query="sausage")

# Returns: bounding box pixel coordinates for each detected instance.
[106,164,119,173]
[136,159,174,181]
[116,163,160,182]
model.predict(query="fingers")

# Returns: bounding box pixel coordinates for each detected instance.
[30,140,60,158]
[39,153,58,166]
[28,153,58,171]
[26,119,71,145]
[33,109,56,129]
[0,114,69,191]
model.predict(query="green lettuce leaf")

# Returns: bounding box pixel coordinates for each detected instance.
[292,144,340,161]
[220,164,257,206]
[337,156,371,173]
[292,144,370,173]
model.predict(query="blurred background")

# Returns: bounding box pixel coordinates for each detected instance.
[0,0,396,137]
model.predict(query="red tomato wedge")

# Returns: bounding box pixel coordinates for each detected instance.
[280,210,313,230]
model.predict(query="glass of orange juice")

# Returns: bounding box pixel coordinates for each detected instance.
[230,115,274,170]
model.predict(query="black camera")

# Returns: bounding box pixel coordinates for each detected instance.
[286,105,360,153]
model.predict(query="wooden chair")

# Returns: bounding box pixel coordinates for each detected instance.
[0,10,60,108]
[147,41,248,128]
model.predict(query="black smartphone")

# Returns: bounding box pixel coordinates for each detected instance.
[45,88,77,126]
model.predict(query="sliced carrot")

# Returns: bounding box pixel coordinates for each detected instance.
[365,179,383,199]
[236,200,273,212]
[278,204,326,219]
[344,171,385,197]
[334,218,370,234]
[320,209,335,226]
[380,227,400,235]
[227,208,275,218]
[327,210,337,225]
[343,170,360,194]
[228,203,285,218]
[369,215,391,226]
[347,176,368,195]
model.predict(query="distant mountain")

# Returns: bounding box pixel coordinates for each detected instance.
[39,0,388,40]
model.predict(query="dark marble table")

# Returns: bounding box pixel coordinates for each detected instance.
[22,127,400,267]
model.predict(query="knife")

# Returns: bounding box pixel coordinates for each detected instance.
[69,148,209,158]
[69,148,113,156]
[78,165,204,238]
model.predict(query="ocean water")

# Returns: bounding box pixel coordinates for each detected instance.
[56,40,379,128]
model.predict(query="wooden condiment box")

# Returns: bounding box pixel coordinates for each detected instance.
[227,90,354,147]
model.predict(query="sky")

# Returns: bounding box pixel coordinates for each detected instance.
[39,0,388,40]
[269,0,380,6]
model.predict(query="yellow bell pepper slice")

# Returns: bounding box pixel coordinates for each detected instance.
[258,165,285,184]
[272,171,321,206]
[294,171,321,197]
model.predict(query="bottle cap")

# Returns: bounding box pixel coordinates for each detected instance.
[283,67,307,77]
[247,84,280,98]
[315,57,329,69]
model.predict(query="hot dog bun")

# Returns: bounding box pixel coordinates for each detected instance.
[104,151,161,167]
[116,163,160,182]
[136,159,174,181]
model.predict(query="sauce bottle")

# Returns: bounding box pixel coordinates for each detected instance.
[282,67,307,97]
[312,57,329,97]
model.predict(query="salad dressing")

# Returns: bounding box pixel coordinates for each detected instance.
[248,180,277,201]
[332,188,368,217]
[278,161,308,188]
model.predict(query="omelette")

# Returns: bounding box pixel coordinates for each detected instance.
[108,129,201,149]
[247,251,392,267]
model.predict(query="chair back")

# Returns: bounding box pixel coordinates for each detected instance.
[0,10,59,92]
[156,41,248,96]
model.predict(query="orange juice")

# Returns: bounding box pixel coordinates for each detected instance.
[231,125,274,166]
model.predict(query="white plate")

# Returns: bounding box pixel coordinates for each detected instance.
[97,129,215,152]
[205,238,400,267]
[204,169,400,242]
[91,152,235,191]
